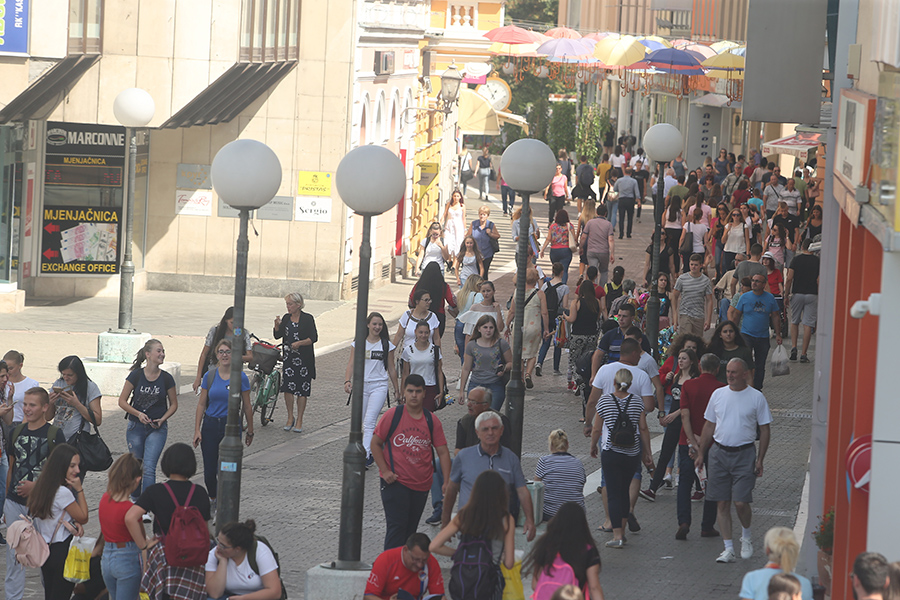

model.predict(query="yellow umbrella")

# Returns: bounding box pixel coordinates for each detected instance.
[703,51,745,79]
[592,36,620,63]
[489,41,540,57]
[602,35,647,68]
[710,40,740,52]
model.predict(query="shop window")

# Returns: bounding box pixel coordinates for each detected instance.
[241,0,300,62]
[68,0,102,54]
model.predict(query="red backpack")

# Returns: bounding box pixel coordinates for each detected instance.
[162,483,210,567]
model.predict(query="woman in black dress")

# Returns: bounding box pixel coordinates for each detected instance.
[274,293,317,433]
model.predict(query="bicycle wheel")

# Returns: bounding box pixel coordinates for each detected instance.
[260,371,281,427]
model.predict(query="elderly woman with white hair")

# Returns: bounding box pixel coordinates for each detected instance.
[274,292,318,432]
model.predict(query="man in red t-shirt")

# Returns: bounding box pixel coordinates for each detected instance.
[364,533,445,600]
[372,374,452,550]
[675,353,725,540]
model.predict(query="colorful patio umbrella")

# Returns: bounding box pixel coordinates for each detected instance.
[631,47,705,75]
[544,27,582,39]
[584,31,618,42]
[637,35,672,50]
[680,43,717,60]
[489,42,540,57]
[536,38,593,59]
[483,25,540,44]
[730,46,746,57]
[595,35,647,67]
[710,40,740,52]
[703,51,745,79]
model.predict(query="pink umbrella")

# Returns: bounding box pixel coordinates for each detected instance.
[670,38,692,48]
[544,27,582,39]
[680,43,717,59]
[483,25,541,45]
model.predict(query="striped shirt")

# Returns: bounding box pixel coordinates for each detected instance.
[596,393,645,456]
[534,452,586,518]
[674,272,712,319]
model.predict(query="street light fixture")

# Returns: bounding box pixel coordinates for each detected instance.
[210,139,282,530]
[642,123,683,359]
[438,61,463,114]
[112,88,155,333]
[332,145,406,568]
[498,139,557,456]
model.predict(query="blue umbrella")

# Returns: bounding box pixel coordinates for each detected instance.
[630,47,705,76]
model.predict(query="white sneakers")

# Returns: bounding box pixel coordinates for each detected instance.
[716,539,753,564]
[740,537,754,559]
[716,548,736,563]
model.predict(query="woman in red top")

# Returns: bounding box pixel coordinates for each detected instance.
[540,208,576,284]
[543,164,570,226]
[731,179,751,208]
[99,453,144,600]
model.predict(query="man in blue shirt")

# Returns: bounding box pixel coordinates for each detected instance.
[732,274,782,389]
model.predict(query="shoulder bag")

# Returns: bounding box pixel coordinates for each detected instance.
[72,403,113,472]
[567,223,578,252]
[679,223,693,254]
[487,222,500,253]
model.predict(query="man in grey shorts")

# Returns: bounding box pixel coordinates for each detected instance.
[695,358,772,564]
[580,204,616,285]
[784,237,819,363]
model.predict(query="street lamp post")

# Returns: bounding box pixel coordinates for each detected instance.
[210,140,282,530]
[112,88,155,333]
[642,124,684,359]
[332,145,406,568]
[497,139,557,456]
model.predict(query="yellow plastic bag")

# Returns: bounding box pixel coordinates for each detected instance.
[501,561,525,600]
[63,536,96,583]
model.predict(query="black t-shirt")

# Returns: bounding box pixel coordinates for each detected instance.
[773,213,801,242]
[646,244,674,277]
[632,170,649,198]
[125,369,176,421]
[477,155,492,169]
[136,480,212,536]
[788,253,820,295]
[6,422,67,504]
[455,413,512,451]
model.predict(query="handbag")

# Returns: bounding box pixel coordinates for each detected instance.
[679,223,694,254]
[567,224,578,252]
[489,168,497,181]
[486,222,500,253]
[72,404,113,472]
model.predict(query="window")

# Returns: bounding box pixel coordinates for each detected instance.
[241,0,300,62]
[69,0,102,54]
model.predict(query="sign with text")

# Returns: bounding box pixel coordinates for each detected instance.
[297,171,332,196]
[176,163,212,189]
[45,121,126,188]
[0,0,29,56]
[40,205,121,274]
[175,189,213,216]
[256,195,293,221]
[217,196,242,218]
[295,196,332,222]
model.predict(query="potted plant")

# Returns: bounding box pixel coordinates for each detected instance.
[813,508,834,598]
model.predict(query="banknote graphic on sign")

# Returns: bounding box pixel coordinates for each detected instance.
[40,206,121,274]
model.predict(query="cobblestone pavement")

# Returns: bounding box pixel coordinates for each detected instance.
[0,191,815,598]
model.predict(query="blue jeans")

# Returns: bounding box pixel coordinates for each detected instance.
[469,380,506,412]
[501,185,516,213]
[537,336,562,372]
[200,415,227,499]
[549,247,573,284]
[126,420,168,501]
[454,320,467,364]
[719,298,731,324]
[743,333,770,389]
[5,498,27,600]
[608,199,618,230]
[101,541,142,600]
[677,445,718,529]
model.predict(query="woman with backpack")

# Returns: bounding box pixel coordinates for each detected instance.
[27,443,89,600]
[589,369,653,548]
[126,442,212,600]
[400,321,445,412]
[396,287,442,352]
[345,312,400,468]
[407,262,457,338]
[429,470,515,600]
[117,339,178,501]
[524,502,604,600]
[193,339,254,519]
[99,453,143,600]
[191,306,253,393]
[206,519,282,600]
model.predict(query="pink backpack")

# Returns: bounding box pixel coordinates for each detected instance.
[532,554,589,600]
[7,513,67,568]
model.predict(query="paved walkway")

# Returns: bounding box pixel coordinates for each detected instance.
[0,189,815,599]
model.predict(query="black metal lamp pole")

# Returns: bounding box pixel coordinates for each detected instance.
[507,193,531,457]
[646,163,664,359]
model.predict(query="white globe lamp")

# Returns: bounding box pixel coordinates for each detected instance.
[500,138,557,194]
[113,88,156,128]
[211,140,282,209]
[642,123,684,163]
[335,145,406,215]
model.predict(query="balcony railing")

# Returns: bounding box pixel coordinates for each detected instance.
[446,2,477,30]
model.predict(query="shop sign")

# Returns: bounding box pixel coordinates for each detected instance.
[175,189,213,216]
[295,196,331,222]
[40,206,121,274]
[0,0,29,56]
[45,122,126,188]
[256,195,293,221]
[297,171,332,196]
[176,163,212,189]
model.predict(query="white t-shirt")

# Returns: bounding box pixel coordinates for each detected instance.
[34,487,76,544]
[10,377,39,422]
[398,310,440,349]
[592,362,654,400]
[351,339,396,383]
[206,542,278,595]
[636,352,660,381]
[610,155,627,169]
[704,385,773,447]
[683,222,709,254]
[400,344,442,387]
[419,239,446,273]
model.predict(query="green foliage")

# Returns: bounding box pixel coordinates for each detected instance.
[505,0,558,24]
[575,105,615,164]
[548,101,576,155]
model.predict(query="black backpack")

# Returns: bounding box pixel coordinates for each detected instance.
[385,405,434,472]
[449,534,504,600]
[610,394,636,448]
[246,535,287,600]
[578,165,595,186]
[544,282,563,322]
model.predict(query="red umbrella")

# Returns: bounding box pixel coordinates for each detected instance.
[483,25,540,45]
[544,27,582,39]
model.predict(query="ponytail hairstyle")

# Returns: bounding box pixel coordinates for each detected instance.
[106,453,143,499]
[367,312,391,372]
[130,339,164,371]
[220,519,258,551]
[548,429,569,453]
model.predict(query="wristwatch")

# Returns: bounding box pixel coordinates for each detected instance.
[657,410,666,419]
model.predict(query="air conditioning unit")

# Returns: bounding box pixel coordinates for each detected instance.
[374,51,395,76]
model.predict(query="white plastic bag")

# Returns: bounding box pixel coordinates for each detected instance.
[771,345,790,376]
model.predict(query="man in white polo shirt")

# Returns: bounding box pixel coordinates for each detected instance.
[694,358,772,564]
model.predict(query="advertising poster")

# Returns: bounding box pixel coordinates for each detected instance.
[0,0,29,56]
[40,206,121,274]
[297,171,332,196]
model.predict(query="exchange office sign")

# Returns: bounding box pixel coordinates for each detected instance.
[45,121,126,188]
[40,206,120,274]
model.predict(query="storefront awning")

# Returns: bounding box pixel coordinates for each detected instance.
[497,111,529,134]
[762,131,823,158]
[458,89,528,135]
[0,55,100,124]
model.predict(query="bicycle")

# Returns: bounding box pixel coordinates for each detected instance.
[248,334,286,427]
